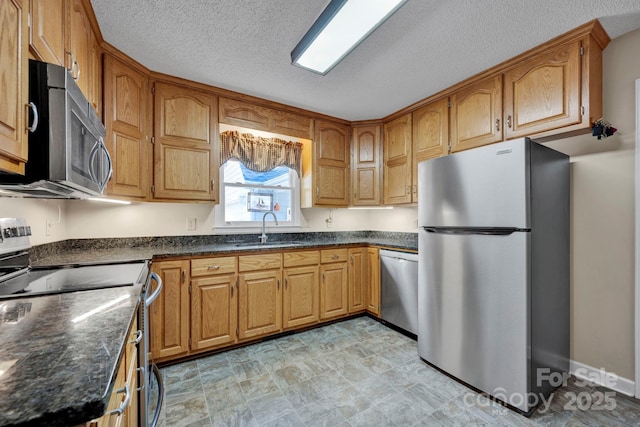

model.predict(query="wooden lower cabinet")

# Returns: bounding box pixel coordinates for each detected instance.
[366,248,381,316]
[238,269,282,340]
[151,260,190,360]
[320,261,348,320]
[191,274,238,350]
[348,248,367,313]
[283,265,319,329]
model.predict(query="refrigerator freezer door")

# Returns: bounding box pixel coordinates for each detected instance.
[418,138,530,228]
[418,229,530,412]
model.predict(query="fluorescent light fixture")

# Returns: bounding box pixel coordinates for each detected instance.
[347,206,394,210]
[87,197,131,205]
[291,0,407,75]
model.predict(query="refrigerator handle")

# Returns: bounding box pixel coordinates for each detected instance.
[422,226,529,236]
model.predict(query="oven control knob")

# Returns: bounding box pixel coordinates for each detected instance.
[4,228,13,238]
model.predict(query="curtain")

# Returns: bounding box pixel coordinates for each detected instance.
[220,130,303,176]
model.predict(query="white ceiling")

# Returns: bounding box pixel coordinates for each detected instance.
[90,0,640,122]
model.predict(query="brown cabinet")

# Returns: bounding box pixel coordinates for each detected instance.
[504,41,582,139]
[313,120,350,206]
[219,97,312,139]
[348,248,366,313]
[151,260,190,359]
[0,0,29,174]
[103,54,151,200]
[283,250,319,329]
[366,247,380,316]
[319,249,349,320]
[351,124,382,206]
[450,74,503,152]
[238,253,282,340]
[152,81,219,202]
[67,0,93,104]
[383,114,412,205]
[29,0,66,66]
[191,273,238,350]
[412,98,449,203]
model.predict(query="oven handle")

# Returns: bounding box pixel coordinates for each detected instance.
[150,364,164,427]
[145,272,163,307]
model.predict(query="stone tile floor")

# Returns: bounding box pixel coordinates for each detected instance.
[155,317,640,426]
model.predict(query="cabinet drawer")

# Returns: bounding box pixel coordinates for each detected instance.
[283,251,320,267]
[192,256,237,277]
[320,248,348,263]
[239,253,282,272]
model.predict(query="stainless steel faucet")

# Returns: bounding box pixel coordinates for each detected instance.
[260,211,278,244]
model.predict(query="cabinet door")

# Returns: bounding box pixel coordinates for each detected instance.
[450,75,503,152]
[383,114,412,205]
[504,41,581,139]
[348,248,366,313]
[283,265,319,329]
[103,55,151,200]
[29,0,65,66]
[89,32,102,117]
[191,274,238,350]
[67,0,92,100]
[238,270,282,339]
[314,120,350,206]
[320,262,348,320]
[151,260,190,360]
[366,247,380,316]
[351,125,381,206]
[153,82,218,201]
[412,98,449,203]
[0,0,28,174]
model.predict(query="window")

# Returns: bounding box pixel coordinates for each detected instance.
[216,159,300,228]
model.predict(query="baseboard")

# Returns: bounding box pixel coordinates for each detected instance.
[570,359,636,397]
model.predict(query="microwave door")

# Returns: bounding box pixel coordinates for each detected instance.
[67,98,103,195]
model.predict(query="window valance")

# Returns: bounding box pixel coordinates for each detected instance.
[220,131,303,176]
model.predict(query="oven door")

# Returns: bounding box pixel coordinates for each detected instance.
[139,271,164,427]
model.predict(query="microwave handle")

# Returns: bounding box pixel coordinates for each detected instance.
[98,138,113,192]
[88,140,101,185]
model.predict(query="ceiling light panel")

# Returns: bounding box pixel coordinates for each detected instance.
[291,0,407,75]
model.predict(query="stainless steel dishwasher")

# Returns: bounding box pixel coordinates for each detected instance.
[380,249,419,335]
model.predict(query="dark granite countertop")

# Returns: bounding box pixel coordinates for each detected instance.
[0,284,142,427]
[30,231,418,267]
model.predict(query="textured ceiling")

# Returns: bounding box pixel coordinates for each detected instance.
[90,0,640,121]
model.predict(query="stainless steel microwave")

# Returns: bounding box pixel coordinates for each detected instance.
[0,60,111,198]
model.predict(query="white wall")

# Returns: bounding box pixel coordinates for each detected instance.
[0,198,66,245]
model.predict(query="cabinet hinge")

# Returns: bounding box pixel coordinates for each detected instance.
[151,85,155,95]
[580,46,584,56]
[447,100,451,108]
[447,143,452,154]
[27,12,32,30]
[189,338,192,347]
[189,284,192,293]
[151,185,155,194]
[236,327,239,337]
[151,136,155,144]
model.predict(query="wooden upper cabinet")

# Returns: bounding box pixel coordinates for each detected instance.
[383,113,412,205]
[351,125,381,206]
[314,120,350,206]
[103,55,151,200]
[29,0,66,66]
[504,41,581,139]
[412,98,449,203]
[0,0,29,174]
[151,260,190,360]
[219,97,312,139]
[153,81,218,202]
[67,0,92,100]
[450,74,503,152]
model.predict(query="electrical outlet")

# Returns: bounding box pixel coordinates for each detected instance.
[186,217,197,231]
[46,218,53,236]
[325,217,333,228]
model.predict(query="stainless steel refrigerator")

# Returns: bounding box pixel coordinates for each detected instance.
[417,137,569,414]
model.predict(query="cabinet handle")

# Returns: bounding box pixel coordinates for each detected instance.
[231,283,234,297]
[495,119,500,132]
[27,102,38,132]
[507,115,512,129]
[182,270,186,283]
[277,279,280,290]
[285,278,288,289]
[108,385,130,416]
[322,272,326,283]
[207,265,220,270]
[71,59,80,81]
[331,254,339,260]
[350,255,353,265]
[129,330,143,345]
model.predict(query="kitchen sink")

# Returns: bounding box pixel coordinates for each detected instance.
[232,241,307,247]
